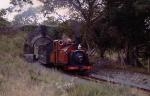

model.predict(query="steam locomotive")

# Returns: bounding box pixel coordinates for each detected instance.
[24,25,92,71]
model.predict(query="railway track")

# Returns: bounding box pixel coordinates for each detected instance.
[72,73,150,92]
[33,61,150,92]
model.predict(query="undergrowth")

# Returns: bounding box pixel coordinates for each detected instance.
[0,32,149,96]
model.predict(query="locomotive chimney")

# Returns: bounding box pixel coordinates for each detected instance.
[38,25,47,37]
[71,21,81,46]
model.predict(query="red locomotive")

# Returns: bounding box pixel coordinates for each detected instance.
[24,25,92,71]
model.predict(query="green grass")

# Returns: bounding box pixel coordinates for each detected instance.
[68,83,128,96]
[0,32,149,96]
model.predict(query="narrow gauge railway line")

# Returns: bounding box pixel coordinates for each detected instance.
[72,73,150,92]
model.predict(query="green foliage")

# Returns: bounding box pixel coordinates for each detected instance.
[47,26,62,39]
[10,0,33,6]
[0,18,10,27]
[91,0,150,67]
[43,17,60,25]
[102,0,150,44]
[20,25,62,39]
[100,0,150,45]
[58,20,74,37]
[3,0,150,68]
[0,32,26,56]
[68,83,136,96]
[0,9,6,17]
[0,31,149,96]
[20,25,37,32]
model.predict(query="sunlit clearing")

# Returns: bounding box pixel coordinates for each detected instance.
[55,7,69,16]
[0,0,10,9]
[54,7,70,21]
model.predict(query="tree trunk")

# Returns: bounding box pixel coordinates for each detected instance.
[124,43,135,66]
[124,45,143,67]
[100,48,106,58]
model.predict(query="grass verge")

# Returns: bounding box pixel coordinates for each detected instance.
[0,32,149,96]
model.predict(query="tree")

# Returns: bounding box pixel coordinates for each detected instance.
[0,18,10,27]
[42,17,59,26]
[10,0,33,6]
[38,0,104,48]
[99,0,150,66]
[12,7,42,25]
[8,0,104,47]
[0,9,10,27]
[0,9,7,17]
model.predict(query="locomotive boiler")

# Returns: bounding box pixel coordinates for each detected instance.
[24,25,92,71]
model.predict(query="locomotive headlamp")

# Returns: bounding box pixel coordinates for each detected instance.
[78,44,82,50]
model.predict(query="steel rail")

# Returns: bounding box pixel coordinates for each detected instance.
[73,73,150,92]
